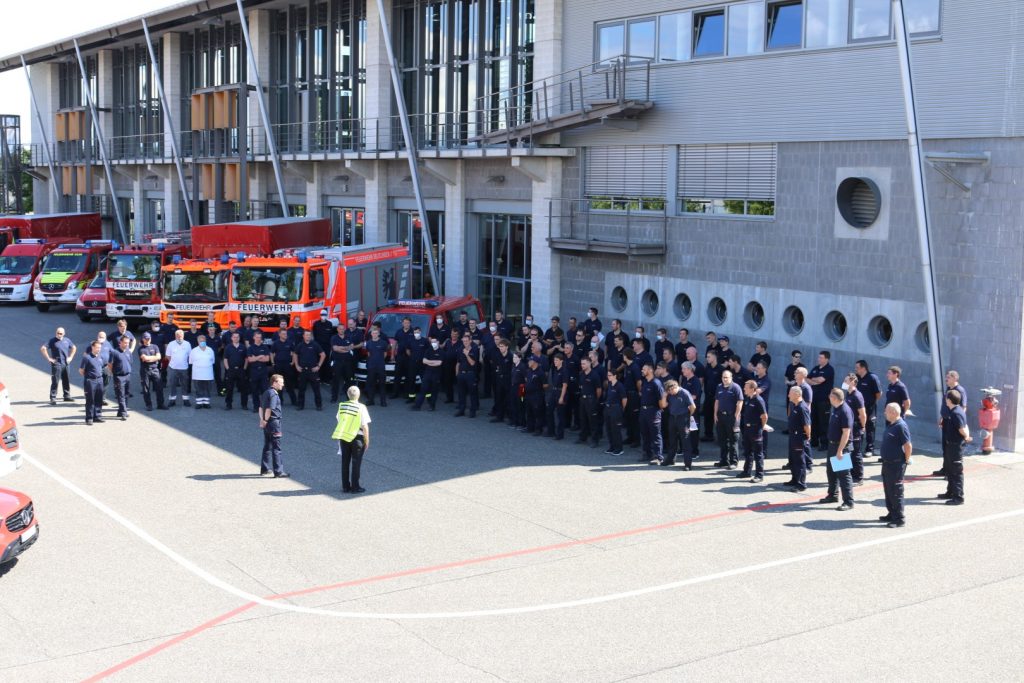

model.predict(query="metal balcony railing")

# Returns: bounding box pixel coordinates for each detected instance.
[547,198,667,256]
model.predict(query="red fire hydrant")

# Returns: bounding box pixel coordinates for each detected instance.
[978,387,1002,455]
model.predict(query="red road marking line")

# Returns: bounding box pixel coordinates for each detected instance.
[83,465,990,681]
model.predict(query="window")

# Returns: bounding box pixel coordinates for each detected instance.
[673,293,692,321]
[679,143,777,217]
[611,286,628,312]
[782,306,804,335]
[658,12,692,61]
[767,1,804,49]
[728,2,765,56]
[867,315,893,348]
[597,23,625,64]
[904,0,940,34]
[850,0,890,41]
[693,10,726,57]
[310,268,326,298]
[641,290,659,316]
[586,146,668,212]
[707,297,727,325]
[806,0,848,48]
[628,19,656,62]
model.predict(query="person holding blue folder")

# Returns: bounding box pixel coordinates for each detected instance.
[820,388,855,511]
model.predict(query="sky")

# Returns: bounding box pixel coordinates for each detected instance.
[0,0,178,143]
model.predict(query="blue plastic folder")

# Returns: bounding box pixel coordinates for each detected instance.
[830,455,853,472]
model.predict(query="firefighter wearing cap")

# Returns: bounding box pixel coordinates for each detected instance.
[138,332,166,411]
[312,309,336,383]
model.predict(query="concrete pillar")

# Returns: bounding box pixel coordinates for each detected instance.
[363,0,394,149]
[532,0,564,124]
[529,158,562,321]
[306,164,324,217]
[362,161,390,243]
[246,9,273,155]
[30,63,61,212]
[131,172,144,242]
[96,50,115,144]
[162,32,182,157]
[164,176,182,231]
[441,160,465,296]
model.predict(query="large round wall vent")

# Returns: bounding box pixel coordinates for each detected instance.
[837,177,881,228]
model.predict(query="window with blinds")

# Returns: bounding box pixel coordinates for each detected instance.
[678,143,777,217]
[585,146,668,211]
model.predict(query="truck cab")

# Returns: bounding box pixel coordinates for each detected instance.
[106,240,191,322]
[33,240,116,311]
[159,257,232,328]
[0,239,63,303]
[0,379,38,568]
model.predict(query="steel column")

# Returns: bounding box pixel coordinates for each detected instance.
[236,0,290,218]
[141,19,196,228]
[893,0,944,417]
[72,39,128,244]
[20,55,62,205]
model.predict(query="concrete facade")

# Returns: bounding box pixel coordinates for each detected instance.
[7,0,1023,448]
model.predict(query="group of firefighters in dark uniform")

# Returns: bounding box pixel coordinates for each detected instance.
[46,304,973,527]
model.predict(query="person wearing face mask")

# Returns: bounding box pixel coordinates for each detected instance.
[392,316,415,400]
[405,326,429,402]
[412,335,443,411]
[654,328,673,361]
[188,334,217,409]
[429,314,450,343]
[589,334,605,368]
[634,326,651,354]
[581,307,602,338]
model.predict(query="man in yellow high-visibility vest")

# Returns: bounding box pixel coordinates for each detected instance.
[332,385,372,493]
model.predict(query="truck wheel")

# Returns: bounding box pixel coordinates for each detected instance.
[36,303,51,312]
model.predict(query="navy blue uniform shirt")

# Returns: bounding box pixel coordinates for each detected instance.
[755,374,771,406]
[579,368,601,397]
[294,340,324,368]
[941,384,968,420]
[246,343,271,376]
[80,352,105,380]
[798,382,813,406]
[809,363,835,402]
[456,343,479,373]
[261,388,283,421]
[668,387,695,417]
[828,401,854,442]
[109,347,133,376]
[845,389,866,435]
[788,401,811,443]
[548,365,567,393]
[881,418,911,463]
[682,375,702,409]
[110,329,136,350]
[271,338,295,365]
[47,335,74,365]
[639,377,665,409]
[942,405,967,444]
[715,382,743,414]
[364,337,389,369]
[409,336,429,362]
[394,327,414,354]
[741,394,767,433]
[422,345,443,375]
[624,362,643,392]
[524,366,545,395]
[886,380,910,414]
[604,381,625,411]
[223,342,247,369]
[857,372,882,409]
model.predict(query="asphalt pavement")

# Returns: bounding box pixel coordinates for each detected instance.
[1,304,1022,681]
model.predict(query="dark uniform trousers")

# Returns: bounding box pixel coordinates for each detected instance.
[508,383,524,427]
[404,360,421,400]
[296,368,322,409]
[442,360,457,403]
[545,389,565,438]
[578,394,600,445]
[702,396,717,439]
[882,460,907,522]
[140,366,165,409]
[639,407,663,461]
[223,368,249,409]
[84,378,104,421]
[716,412,739,466]
[604,405,624,453]
[943,439,965,500]
[414,371,440,410]
[113,374,131,416]
[365,367,387,406]
[261,419,284,475]
[330,356,355,401]
[825,440,855,505]
[788,438,808,489]
[50,362,71,401]
[525,392,545,434]
[394,355,410,398]
[624,390,640,445]
[457,371,479,416]
[274,364,298,404]
[850,427,865,482]
[864,404,878,452]
[341,435,365,490]
[811,400,830,448]
[493,377,510,420]
[249,375,270,413]
[741,428,764,477]
[666,414,693,466]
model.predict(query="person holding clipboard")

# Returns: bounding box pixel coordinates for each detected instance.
[819,388,855,511]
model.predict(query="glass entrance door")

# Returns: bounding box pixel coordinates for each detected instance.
[394,210,444,297]
[329,207,365,246]
[477,213,530,327]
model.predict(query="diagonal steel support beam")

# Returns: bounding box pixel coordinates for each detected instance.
[21,55,62,205]
[73,39,128,244]
[142,18,195,228]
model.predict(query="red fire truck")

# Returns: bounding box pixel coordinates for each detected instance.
[0,213,102,304]
[105,240,191,323]
[32,240,116,312]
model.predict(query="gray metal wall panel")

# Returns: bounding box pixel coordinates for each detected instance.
[560,0,1021,145]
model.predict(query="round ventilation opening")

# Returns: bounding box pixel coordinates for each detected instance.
[641,289,659,317]
[707,297,727,326]
[743,301,765,331]
[824,310,847,341]
[611,286,628,313]
[868,315,894,348]
[837,177,882,228]
[673,293,692,321]
[782,305,804,336]
[914,321,930,354]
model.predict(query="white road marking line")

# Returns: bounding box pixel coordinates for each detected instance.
[25,452,1024,620]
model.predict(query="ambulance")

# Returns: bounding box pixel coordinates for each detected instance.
[32,240,116,311]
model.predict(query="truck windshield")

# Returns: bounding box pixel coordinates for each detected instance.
[42,252,87,273]
[0,255,35,275]
[108,253,160,280]
[231,267,304,302]
[163,270,228,302]
[372,313,431,339]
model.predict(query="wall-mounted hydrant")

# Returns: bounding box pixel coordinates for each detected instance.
[978,387,1002,455]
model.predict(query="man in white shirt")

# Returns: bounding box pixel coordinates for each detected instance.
[165,329,192,407]
[188,334,217,409]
